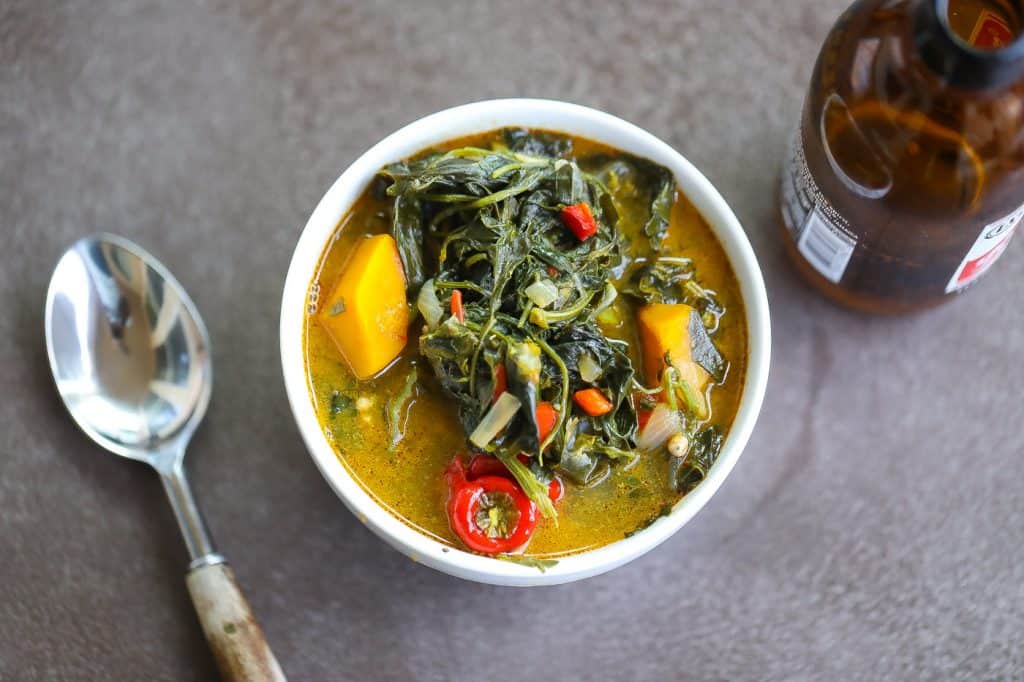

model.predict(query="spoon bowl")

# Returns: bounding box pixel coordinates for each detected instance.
[46,234,211,462]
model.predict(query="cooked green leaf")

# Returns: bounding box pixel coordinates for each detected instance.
[386,368,419,452]
[623,259,694,304]
[689,309,726,382]
[503,128,573,158]
[672,427,723,494]
[390,193,426,293]
[643,176,675,250]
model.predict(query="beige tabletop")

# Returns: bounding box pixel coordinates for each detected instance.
[3,1,1023,680]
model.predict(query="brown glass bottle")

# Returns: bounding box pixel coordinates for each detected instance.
[779,0,1024,313]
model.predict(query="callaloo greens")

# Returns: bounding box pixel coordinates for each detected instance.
[377,130,728,517]
[306,127,748,561]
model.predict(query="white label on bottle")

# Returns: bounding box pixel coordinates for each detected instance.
[945,204,1023,293]
[781,131,859,283]
[797,204,858,283]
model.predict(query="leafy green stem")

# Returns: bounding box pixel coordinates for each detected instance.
[530,288,597,328]
[532,334,571,458]
[433,280,489,295]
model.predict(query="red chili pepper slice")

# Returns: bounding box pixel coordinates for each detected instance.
[561,202,598,241]
[451,289,465,323]
[535,401,558,442]
[637,408,653,431]
[447,475,538,554]
[574,388,614,416]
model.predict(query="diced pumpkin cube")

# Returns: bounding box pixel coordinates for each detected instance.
[637,303,712,403]
[319,234,409,379]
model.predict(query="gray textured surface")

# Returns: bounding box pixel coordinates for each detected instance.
[2,1,1022,680]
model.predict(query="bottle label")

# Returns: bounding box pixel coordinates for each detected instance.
[946,205,1022,293]
[781,131,858,283]
[969,10,1014,49]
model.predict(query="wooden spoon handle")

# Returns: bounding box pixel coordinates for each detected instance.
[186,561,286,681]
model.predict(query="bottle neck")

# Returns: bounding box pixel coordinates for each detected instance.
[914,0,1024,90]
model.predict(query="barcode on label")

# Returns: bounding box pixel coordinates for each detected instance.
[797,204,857,283]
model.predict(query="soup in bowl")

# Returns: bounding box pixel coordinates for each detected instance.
[281,100,770,586]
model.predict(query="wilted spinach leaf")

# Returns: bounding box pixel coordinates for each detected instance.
[503,128,573,158]
[672,427,724,494]
[622,259,694,303]
[391,194,426,294]
[643,176,675,250]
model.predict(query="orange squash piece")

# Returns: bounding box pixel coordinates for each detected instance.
[636,303,712,397]
[319,235,408,379]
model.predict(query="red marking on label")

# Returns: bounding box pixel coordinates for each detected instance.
[969,11,1015,49]
[957,234,1014,286]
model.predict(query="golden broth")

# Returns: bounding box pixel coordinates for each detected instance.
[304,131,747,558]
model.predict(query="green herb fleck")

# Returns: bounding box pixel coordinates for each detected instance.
[329,390,354,417]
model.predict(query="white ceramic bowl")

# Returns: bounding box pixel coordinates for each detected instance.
[281,99,770,586]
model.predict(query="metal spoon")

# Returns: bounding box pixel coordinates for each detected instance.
[45,234,285,681]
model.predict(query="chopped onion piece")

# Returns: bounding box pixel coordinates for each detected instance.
[637,404,682,452]
[417,279,443,329]
[525,279,559,309]
[579,352,603,383]
[470,392,522,449]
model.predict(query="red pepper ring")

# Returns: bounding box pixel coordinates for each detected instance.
[448,475,538,554]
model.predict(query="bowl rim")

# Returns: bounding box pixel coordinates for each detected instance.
[280,98,771,586]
